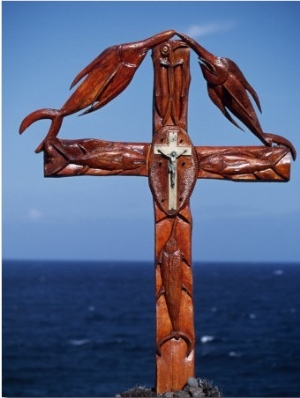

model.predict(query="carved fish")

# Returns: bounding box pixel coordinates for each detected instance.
[153,41,190,127]
[199,148,288,176]
[156,222,193,356]
[19,30,175,153]
[47,139,146,174]
[177,33,296,160]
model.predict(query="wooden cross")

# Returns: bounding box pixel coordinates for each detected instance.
[20,32,294,394]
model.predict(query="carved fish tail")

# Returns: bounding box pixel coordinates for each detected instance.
[19,108,63,153]
[264,132,297,160]
[156,330,193,357]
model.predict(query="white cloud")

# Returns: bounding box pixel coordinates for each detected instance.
[185,21,236,38]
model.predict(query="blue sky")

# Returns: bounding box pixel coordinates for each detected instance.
[3,1,300,262]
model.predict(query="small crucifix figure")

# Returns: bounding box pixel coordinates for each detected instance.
[154,130,192,210]
[20,31,295,394]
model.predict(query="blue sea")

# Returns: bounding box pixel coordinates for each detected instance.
[2,260,300,397]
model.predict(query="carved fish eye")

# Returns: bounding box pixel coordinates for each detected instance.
[161,44,170,56]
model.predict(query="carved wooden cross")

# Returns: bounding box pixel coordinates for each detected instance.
[20,31,295,394]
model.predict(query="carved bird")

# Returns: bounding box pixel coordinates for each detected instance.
[19,30,176,153]
[177,33,296,160]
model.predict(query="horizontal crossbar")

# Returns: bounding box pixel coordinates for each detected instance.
[43,138,291,182]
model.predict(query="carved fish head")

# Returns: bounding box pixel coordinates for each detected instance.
[176,32,229,86]
[120,30,175,66]
[199,56,228,86]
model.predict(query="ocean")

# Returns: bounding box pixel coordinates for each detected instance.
[2,260,300,397]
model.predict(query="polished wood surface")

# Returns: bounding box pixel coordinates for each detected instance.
[20,31,295,394]
[150,41,196,392]
[44,139,290,182]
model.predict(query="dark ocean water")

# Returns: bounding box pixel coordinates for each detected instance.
[2,260,300,397]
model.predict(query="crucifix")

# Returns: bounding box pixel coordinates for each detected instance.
[153,130,192,210]
[20,30,295,394]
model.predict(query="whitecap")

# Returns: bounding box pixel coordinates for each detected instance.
[228,351,242,358]
[69,339,90,346]
[200,335,214,344]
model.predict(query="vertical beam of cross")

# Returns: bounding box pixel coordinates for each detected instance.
[149,41,196,393]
